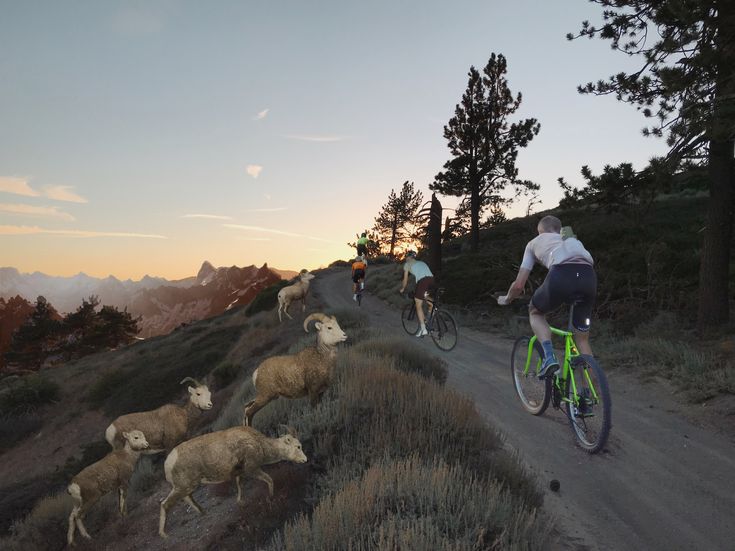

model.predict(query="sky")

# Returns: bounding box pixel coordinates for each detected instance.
[0,0,668,280]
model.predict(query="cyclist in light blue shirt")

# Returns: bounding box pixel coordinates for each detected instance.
[398,251,435,337]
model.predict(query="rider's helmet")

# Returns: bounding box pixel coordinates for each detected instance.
[405,250,417,259]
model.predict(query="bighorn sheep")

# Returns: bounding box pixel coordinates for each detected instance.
[159,425,306,538]
[67,430,149,546]
[244,313,346,426]
[105,377,212,454]
[277,269,315,322]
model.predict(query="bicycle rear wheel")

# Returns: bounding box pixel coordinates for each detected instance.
[401,303,419,335]
[429,310,458,351]
[566,355,611,453]
[511,336,551,415]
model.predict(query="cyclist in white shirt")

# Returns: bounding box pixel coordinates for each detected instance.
[498,215,596,378]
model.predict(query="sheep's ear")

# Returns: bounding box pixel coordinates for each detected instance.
[187,386,195,395]
[122,431,129,440]
[314,322,323,331]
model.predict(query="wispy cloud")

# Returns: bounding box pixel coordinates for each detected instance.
[246,165,263,178]
[285,134,346,142]
[182,213,233,220]
[0,177,41,197]
[263,193,272,201]
[0,225,167,238]
[42,185,88,203]
[236,236,272,242]
[0,178,88,203]
[254,108,270,120]
[246,207,287,213]
[223,224,335,243]
[0,203,75,221]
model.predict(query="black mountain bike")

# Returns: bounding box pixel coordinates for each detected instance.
[401,288,458,351]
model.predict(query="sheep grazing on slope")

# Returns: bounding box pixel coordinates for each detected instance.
[243,312,346,426]
[67,430,149,546]
[105,377,212,454]
[277,269,315,322]
[158,425,306,538]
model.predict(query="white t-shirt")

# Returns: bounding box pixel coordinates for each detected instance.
[520,232,594,271]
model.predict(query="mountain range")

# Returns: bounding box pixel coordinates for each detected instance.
[0,262,296,366]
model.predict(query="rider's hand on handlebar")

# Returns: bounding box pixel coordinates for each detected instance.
[497,295,511,306]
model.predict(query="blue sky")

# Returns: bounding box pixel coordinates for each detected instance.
[0,0,667,279]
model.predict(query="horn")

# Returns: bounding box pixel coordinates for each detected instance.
[179,377,202,387]
[303,313,330,332]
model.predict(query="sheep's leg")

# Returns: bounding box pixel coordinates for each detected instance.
[252,468,274,497]
[118,486,127,516]
[235,476,243,503]
[67,507,79,546]
[243,395,273,426]
[75,507,92,540]
[159,488,185,538]
[185,494,204,514]
[284,304,293,320]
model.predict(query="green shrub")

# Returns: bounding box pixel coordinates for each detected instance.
[2,492,72,551]
[0,375,60,416]
[86,368,128,408]
[246,280,291,316]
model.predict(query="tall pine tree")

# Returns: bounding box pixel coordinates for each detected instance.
[569,0,735,330]
[4,296,61,370]
[373,181,424,257]
[431,53,540,252]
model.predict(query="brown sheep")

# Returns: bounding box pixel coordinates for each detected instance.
[67,430,149,546]
[158,425,306,538]
[104,377,212,454]
[243,312,347,426]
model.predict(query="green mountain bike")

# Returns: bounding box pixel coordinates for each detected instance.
[510,306,611,453]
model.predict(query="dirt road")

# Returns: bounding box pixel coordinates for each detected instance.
[314,268,735,551]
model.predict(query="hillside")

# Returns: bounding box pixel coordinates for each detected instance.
[439,196,711,331]
[0,279,550,550]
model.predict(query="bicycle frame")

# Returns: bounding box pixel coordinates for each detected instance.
[524,329,600,408]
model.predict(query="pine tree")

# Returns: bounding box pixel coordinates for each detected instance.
[4,296,61,370]
[431,53,540,252]
[568,1,735,329]
[372,181,424,257]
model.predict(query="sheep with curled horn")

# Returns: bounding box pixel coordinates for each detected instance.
[105,377,213,454]
[159,424,306,538]
[277,269,315,322]
[243,312,346,426]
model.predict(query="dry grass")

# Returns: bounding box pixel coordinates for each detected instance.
[269,456,551,551]
[259,340,550,550]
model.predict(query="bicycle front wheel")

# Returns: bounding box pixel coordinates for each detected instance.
[401,303,419,335]
[511,336,550,415]
[566,355,611,453]
[429,310,458,351]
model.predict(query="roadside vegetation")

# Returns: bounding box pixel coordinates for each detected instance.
[0,295,551,551]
